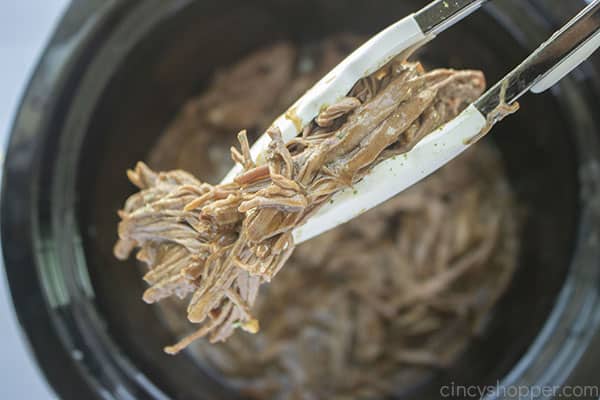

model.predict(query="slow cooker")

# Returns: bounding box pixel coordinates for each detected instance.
[2,0,600,398]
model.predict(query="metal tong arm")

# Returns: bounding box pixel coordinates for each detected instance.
[415,0,488,36]
[475,0,600,117]
[293,0,600,244]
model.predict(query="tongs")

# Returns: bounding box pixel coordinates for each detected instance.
[222,0,600,244]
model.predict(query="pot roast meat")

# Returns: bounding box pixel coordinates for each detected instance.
[114,37,519,399]
[115,55,485,348]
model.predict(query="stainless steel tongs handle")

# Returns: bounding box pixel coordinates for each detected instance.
[295,0,600,244]
[475,0,600,117]
[415,0,488,36]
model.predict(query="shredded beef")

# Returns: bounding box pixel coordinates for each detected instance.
[114,36,519,399]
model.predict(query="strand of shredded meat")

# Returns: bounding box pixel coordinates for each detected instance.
[114,47,488,354]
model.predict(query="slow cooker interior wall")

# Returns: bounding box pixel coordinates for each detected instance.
[77,1,578,398]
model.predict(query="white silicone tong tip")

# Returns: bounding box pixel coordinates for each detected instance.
[293,105,487,244]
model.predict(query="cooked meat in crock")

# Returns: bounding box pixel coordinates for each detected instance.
[114,36,519,400]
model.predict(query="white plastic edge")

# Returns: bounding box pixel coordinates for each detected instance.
[221,15,427,183]
[531,28,600,93]
[293,104,487,244]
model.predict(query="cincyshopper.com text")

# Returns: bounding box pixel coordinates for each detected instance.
[440,381,599,399]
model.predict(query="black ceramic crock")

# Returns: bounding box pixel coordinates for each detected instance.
[2,1,600,399]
